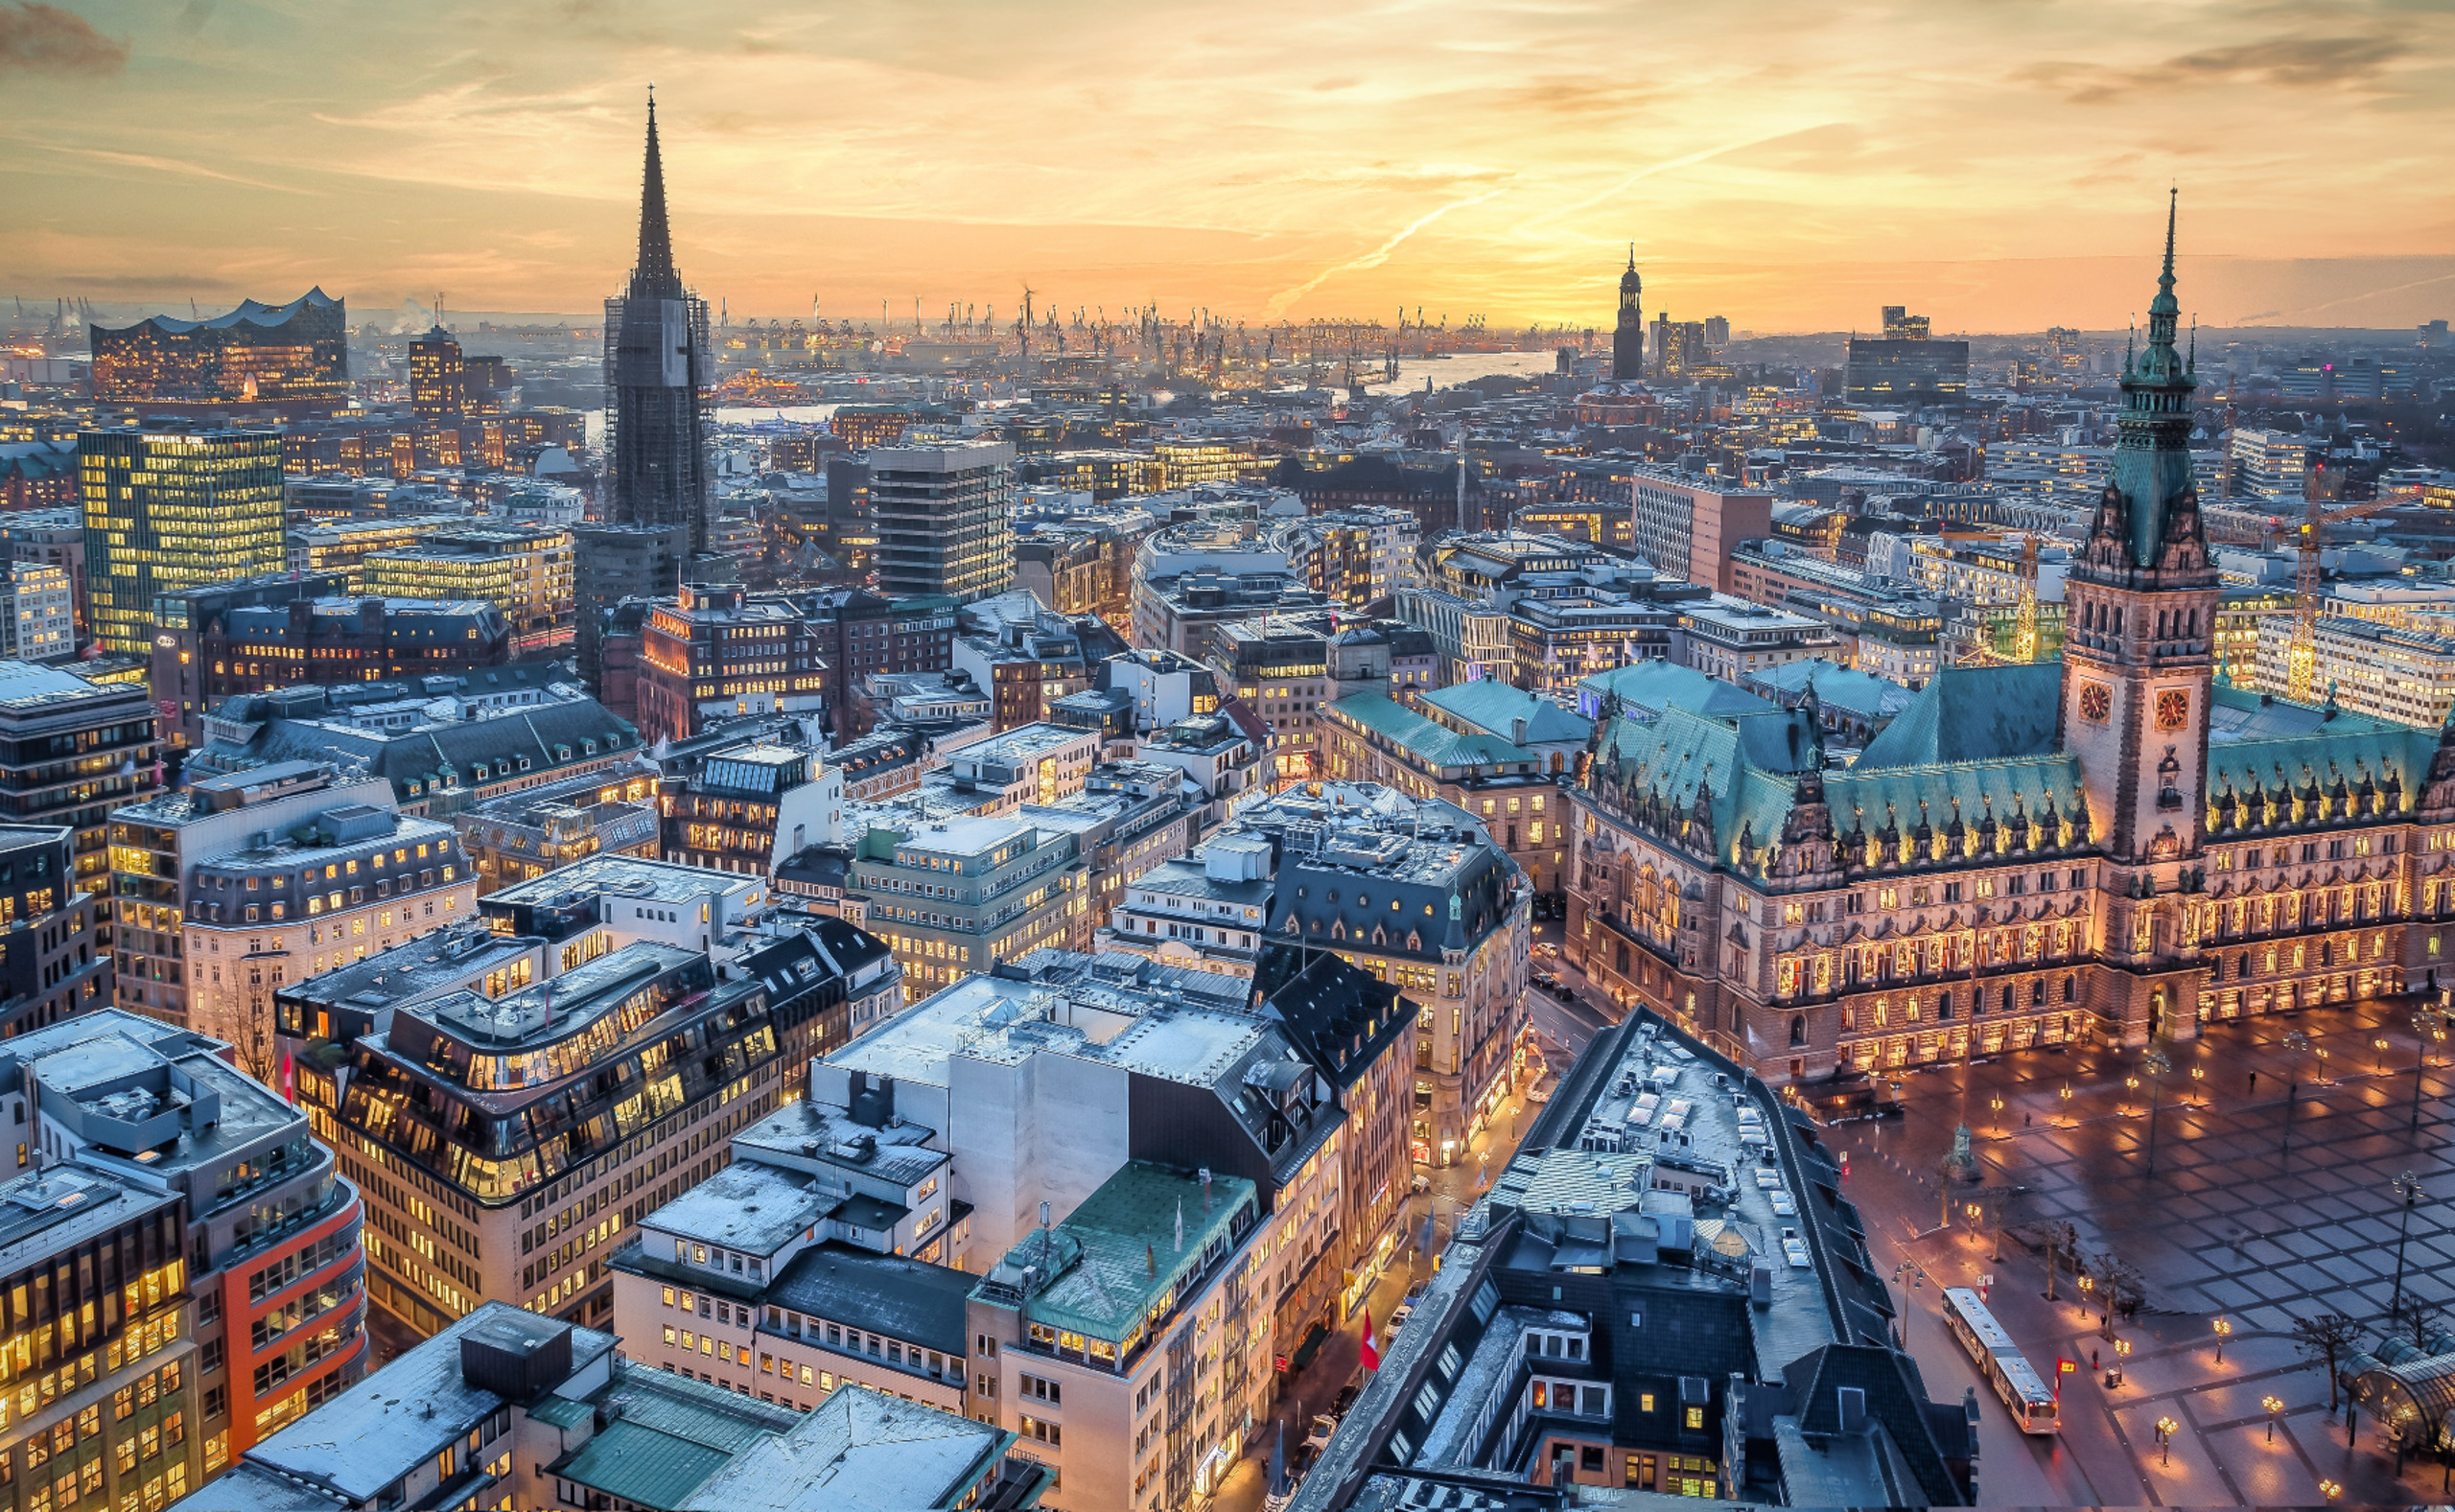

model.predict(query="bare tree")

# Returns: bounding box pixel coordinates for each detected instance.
[2040,1220,2078,1302]
[2291,1311,2364,1411]
[2400,1301,2448,1355]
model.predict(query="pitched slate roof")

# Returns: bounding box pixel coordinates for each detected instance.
[1855,662,2064,769]
[1747,658,1916,722]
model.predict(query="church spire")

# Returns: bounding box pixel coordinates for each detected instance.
[631,89,682,299]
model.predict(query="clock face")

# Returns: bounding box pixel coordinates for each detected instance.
[2156,689,2189,731]
[2078,683,2112,722]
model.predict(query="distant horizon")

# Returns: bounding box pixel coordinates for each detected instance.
[18,293,2447,348]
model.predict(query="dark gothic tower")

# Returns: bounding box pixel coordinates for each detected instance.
[2058,194,2215,1033]
[580,93,713,696]
[1611,246,1644,382]
[603,92,711,552]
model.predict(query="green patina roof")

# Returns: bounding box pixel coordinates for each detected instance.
[1747,659,1915,722]
[1582,661,1774,721]
[1856,662,2065,769]
[558,1421,737,1508]
[1328,693,1543,770]
[1419,681,1593,745]
[2204,682,2438,804]
[976,1161,1256,1347]
[555,1369,803,1508]
[529,1395,594,1430]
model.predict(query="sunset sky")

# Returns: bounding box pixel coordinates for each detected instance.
[5,0,2453,333]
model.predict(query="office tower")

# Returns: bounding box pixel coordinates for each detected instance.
[633,583,825,744]
[0,661,161,894]
[1611,246,1644,381]
[87,291,349,413]
[1625,468,1775,592]
[869,441,1016,603]
[407,318,466,419]
[79,427,285,656]
[1,1009,373,1476]
[1845,304,1968,405]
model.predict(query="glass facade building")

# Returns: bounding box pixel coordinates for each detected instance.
[87,290,348,410]
[80,429,286,656]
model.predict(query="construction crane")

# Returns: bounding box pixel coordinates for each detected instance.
[2013,532,2040,663]
[2271,462,2399,703]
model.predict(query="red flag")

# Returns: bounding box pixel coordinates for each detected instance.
[280,1050,294,1105]
[1360,1311,1380,1373]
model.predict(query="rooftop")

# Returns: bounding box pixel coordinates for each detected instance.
[974,1160,1256,1344]
[250,1304,616,1501]
[676,1387,1009,1512]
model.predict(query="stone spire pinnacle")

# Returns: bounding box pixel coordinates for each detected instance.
[631,89,682,300]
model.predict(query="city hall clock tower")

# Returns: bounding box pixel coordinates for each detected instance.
[2058,195,2218,1037]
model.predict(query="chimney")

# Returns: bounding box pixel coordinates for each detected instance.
[1510,715,1529,746]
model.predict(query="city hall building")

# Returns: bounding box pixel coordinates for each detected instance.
[1566,214,2455,1085]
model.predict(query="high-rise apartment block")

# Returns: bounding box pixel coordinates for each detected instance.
[870,442,1017,604]
[0,563,76,663]
[79,427,286,656]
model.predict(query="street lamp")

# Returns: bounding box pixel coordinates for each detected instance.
[2141,1049,2172,1178]
[2123,1074,2139,1118]
[2189,1063,2206,1105]
[2059,1082,2074,1126]
[2262,1394,2283,1442]
[2390,1169,2421,1325]
[2157,1415,2178,1465]
[2282,1029,2311,1173]
[2375,1035,2393,1075]
[2414,1008,2446,1131]
[1990,1093,2004,1135]
[2320,1479,2342,1500]
[2213,1316,2233,1363]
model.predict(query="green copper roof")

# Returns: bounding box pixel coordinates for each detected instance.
[1420,682,1593,745]
[2205,682,2436,808]
[1328,693,1542,770]
[1857,663,2065,769]
[1746,659,1914,722]
[1582,661,1773,722]
[975,1162,1256,1349]
[558,1421,738,1509]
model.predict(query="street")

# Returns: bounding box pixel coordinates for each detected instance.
[1205,913,1596,1511]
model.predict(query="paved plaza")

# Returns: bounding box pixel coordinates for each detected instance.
[1832,996,2455,1507]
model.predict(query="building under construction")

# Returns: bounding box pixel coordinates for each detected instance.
[581,93,717,692]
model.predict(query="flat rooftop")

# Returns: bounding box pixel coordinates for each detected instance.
[485,853,756,908]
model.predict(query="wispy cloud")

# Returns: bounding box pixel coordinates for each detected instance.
[1266,188,1509,316]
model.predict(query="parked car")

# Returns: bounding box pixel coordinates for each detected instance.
[1302,1413,1338,1458]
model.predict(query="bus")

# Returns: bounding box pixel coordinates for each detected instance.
[1941,1287,2058,1434]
